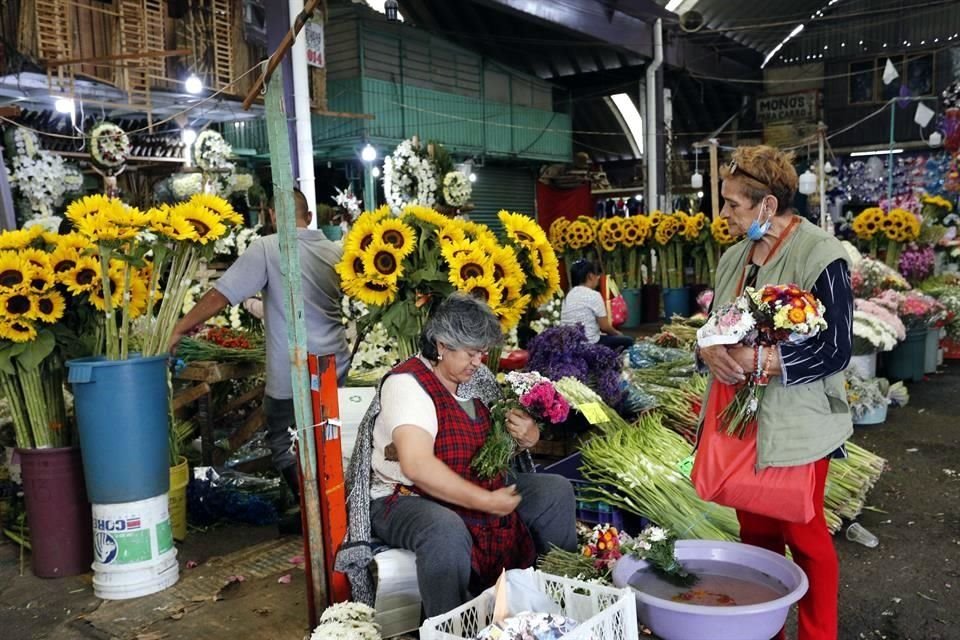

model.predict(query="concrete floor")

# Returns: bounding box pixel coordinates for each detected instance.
[1,363,958,640]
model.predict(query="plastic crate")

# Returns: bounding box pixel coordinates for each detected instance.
[420,570,639,640]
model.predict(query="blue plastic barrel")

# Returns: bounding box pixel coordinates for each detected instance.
[662,286,691,319]
[67,355,170,504]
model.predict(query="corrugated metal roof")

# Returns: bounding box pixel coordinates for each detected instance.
[652,0,960,68]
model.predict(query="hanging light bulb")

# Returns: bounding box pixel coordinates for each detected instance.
[798,168,817,195]
[184,74,203,95]
[54,96,75,114]
[181,128,198,146]
[929,131,943,147]
[371,167,381,178]
[361,144,377,163]
[691,146,703,189]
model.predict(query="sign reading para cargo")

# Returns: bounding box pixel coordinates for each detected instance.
[756,91,819,124]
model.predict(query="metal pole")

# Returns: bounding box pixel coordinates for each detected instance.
[264,67,328,619]
[886,102,895,208]
[364,162,376,211]
[818,122,829,233]
[709,138,720,220]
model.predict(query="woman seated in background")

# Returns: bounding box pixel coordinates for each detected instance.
[560,259,634,351]
[342,293,577,618]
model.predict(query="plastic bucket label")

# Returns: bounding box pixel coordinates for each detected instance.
[94,516,173,565]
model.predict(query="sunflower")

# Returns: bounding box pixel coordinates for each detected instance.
[0,318,37,343]
[0,252,29,290]
[19,248,51,271]
[440,238,481,264]
[549,218,570,251]
[649,211,664,227]
[66,194,116,226]
[621,219,639,248]
[336,248,368,284]
[362,240,405,281]
[34,290,66,323]
[711,217,734,245]
[488,244,527,289]
[460,220,498,246]
[27,267,54,293]
[154,207,199,241]
[177,203,228,244]
[499,211,547,248]
[494,293,531,332]
[446,247,494,287]
[109,204,152,231]
[0,226,44,251]
[89,272,124,312]
[0,290,34,319]
[126,276,150,318]
[344,212,381,255]
[343,275,398,306]
[375,218,416,257]
[564,220,595,250]
[532,267,561,307]
[436,223,467,247]
[64,255,101,294]
[55,231,94,252]
[598,221,618,252]
[457,274,504,308]
[403,205,448,229]
[499,273,525,302]
[190,193,243,226]
[49,245,80,275]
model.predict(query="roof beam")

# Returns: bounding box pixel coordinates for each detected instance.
[471,0,761,81]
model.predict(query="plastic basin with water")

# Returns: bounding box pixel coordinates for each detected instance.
[611,540,808,640]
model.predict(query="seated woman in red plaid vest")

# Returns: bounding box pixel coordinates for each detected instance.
[368,293,577,618]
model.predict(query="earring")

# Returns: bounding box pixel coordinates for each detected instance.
[438,351,444,361]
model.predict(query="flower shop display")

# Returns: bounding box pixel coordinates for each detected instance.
[175,327,265,363]
[696,284,827,437]
[89,122,131,176]
[333,184,363,223]
[849,206,921,267]
[852,256,911,297]
[850,297,906,377]
[193,130,234,173]
[311,601,381,640]
[4,129,83,224]
[845,369,890,425]
[526,325,624,407]
[336,205,559,360]
[382,138,439,212]
[529,292,563,335]
[442,170,472,208]
[898,243,936,283]
[471,370,570,479]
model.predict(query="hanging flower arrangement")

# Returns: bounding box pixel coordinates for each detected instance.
[441,170,472,207]
[193,130,234,173]
[89,122,131,175]
[5,129,83,222]
[382,138,438,212]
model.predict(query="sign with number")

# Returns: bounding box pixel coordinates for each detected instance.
[577,402,608,425]
[756,91,819,124]
[305,19,325,68]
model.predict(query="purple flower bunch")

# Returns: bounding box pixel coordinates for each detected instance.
[897,243,936,284]
[526,325,624,406]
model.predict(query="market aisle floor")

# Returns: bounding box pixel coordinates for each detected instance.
[1,364,958,640]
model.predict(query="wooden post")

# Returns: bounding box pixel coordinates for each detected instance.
[709,138,720,220]
[264,67,328,620]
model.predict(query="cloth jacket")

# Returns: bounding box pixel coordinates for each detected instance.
[707,217,853,468]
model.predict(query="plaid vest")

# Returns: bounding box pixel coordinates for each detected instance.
[389,357,535,589]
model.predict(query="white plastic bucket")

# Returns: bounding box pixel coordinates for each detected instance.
[91,493,179,600]
[848,352,877,378]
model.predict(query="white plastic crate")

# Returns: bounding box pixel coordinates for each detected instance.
[420,570,639,640]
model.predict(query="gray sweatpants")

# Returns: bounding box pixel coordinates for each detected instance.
[262,395,297,472]
[369,472,577,618]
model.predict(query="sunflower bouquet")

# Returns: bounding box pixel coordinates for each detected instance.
[595,215,653,290]
[337,206,560,361]
[0,226,95,448]
[653,211,688,290]
[64,192,244,360]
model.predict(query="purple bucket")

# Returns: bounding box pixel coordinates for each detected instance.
[15,447,94,578]
[611,540,808,640]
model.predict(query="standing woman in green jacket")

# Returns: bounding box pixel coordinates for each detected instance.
[699,145,854,640]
